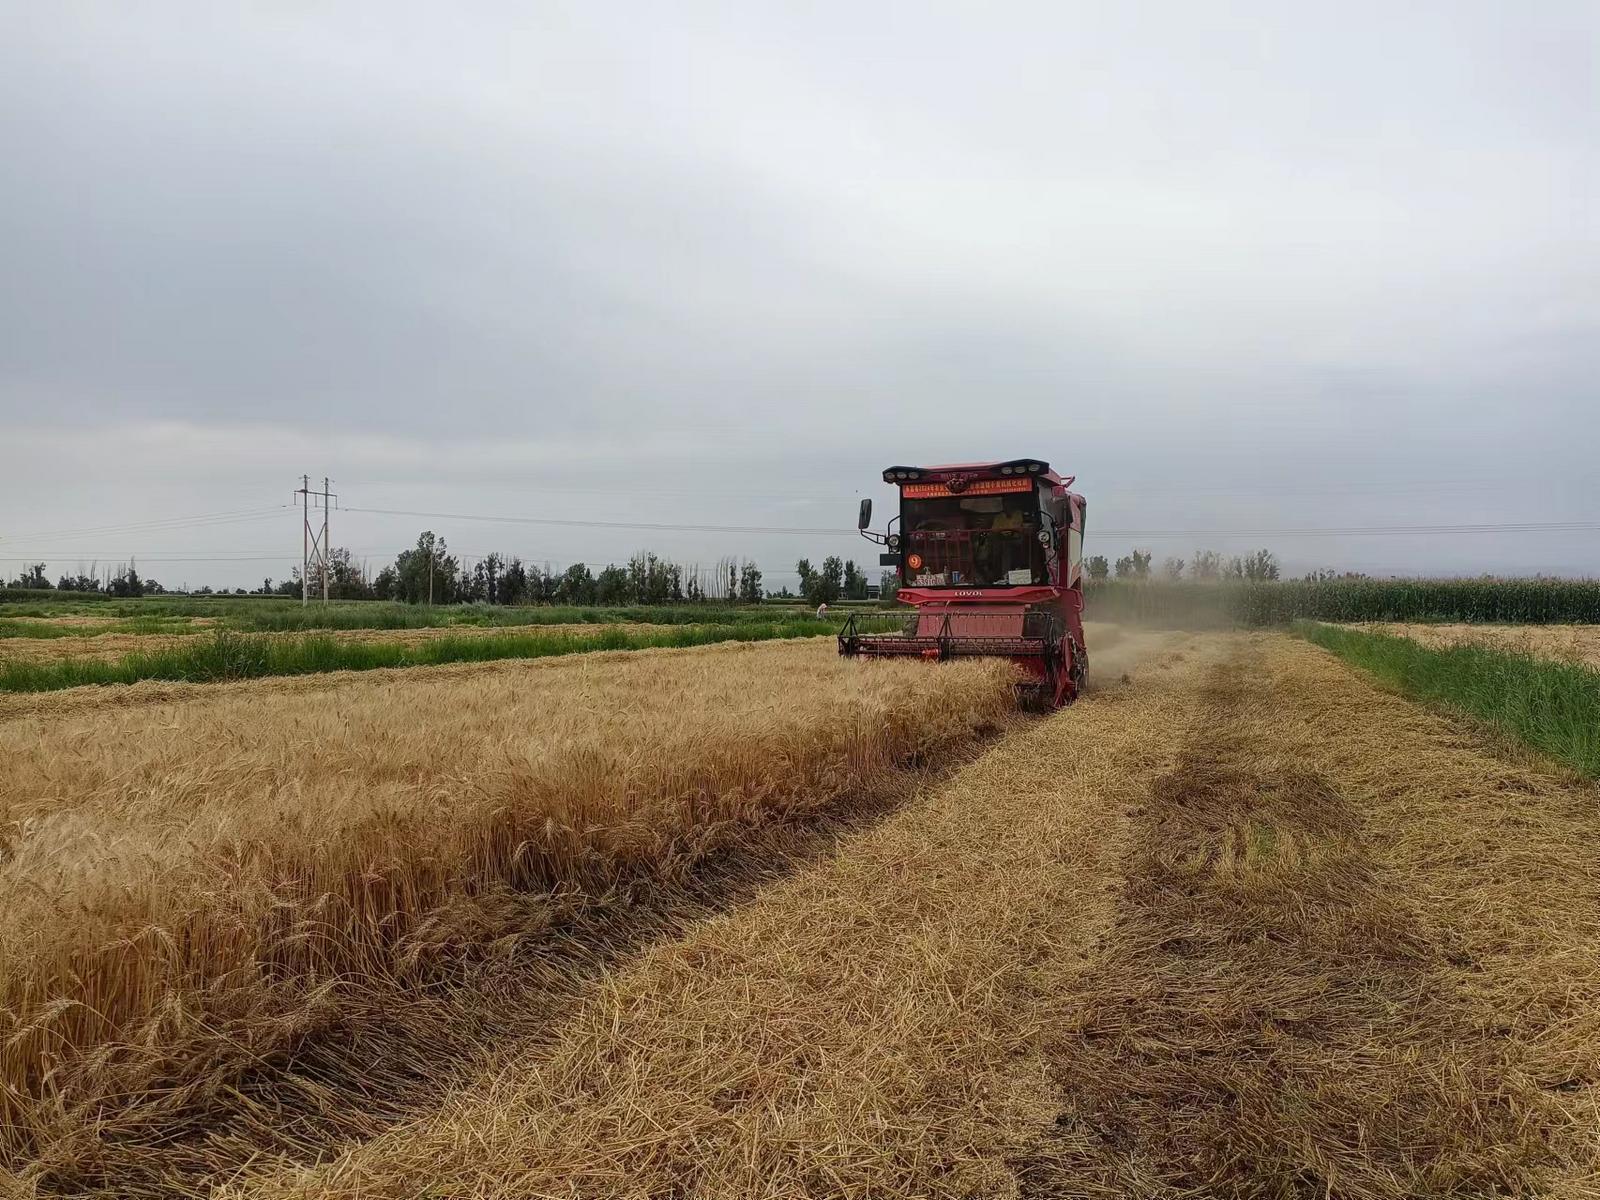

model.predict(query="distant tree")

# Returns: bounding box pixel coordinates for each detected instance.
[879,570,901,604]
[1190,550,1223,582]
[15,563,50,589]
[526,563,557,605]
[1086,555,1110,580]
[106,562,144,598]
[1163,556,1185,581]
[842,559,868,600]
[595,564,631,605]
[1241,549,1280,581]
[819,556,844,603]
[557,562,596,605]
[323,547,374,600]
[391,532,458,603]
[1114,551,1152,580]
[737,561,763,603]
[480,552,504,604]
[1302,567,1369,582]
[797,556,843,606]
[500,557,529,605]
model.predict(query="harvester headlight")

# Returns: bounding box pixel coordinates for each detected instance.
[893,470,907,479]
[1037,528,1052,545]
[906,470,921,480]
[1027,462,1042,473]
[1000,465,1015,474]
[887,533,901,549]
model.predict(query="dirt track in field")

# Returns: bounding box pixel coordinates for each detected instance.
[15,629,1600,1198]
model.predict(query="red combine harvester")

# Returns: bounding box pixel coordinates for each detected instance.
[839,457,1087,709]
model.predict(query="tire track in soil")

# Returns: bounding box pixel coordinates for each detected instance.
[1014,642,1542,1198]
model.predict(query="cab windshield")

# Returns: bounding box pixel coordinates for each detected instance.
[902,492,1045,587]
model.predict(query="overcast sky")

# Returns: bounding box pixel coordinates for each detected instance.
[1,1,1595,589]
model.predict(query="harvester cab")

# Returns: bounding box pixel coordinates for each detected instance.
[839,458,1088,709]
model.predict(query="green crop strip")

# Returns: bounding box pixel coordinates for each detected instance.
[1087,579,1600,628]
[0,619,902,694]
[0,617,198,640]
[1297,621,1600,779]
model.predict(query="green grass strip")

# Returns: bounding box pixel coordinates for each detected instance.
[0,617,196,640]
[1296,621,1600,778]
[0,619,900,694]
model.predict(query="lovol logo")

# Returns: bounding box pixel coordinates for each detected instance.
[953,589,984,596]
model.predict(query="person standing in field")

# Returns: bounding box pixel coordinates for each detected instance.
[817,602,828,620]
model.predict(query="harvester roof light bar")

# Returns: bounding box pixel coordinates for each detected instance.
[903,477,1033,499]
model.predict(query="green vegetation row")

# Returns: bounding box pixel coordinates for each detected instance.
[1298,621,1600,779]
[0,616,196,640]
[225,602,866,633]
[1086,578,1600,627]
[0,619,901,694]
[0,598,895,634]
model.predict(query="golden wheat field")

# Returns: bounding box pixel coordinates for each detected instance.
[0,639,1016,1189]
[6,628,1600,1199]
[0,621,666,665]
[1365,620,1600,668]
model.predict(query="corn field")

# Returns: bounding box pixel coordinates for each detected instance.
[1086,578,1600,628]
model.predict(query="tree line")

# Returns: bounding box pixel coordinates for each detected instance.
[297,535,773,605]
[7,532,905,607]
[10,539,1365,604]
[6,562,168,597]
[1086,548,1283,582]
[793,557,886,606]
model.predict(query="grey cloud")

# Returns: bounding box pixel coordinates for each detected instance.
[1,2,1595,583]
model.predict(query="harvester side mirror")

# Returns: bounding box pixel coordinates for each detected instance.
[857,498,872,530]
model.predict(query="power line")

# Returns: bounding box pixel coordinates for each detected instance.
[342,504,1599,539]
[0,506,289,543]
[342,505,851,536]
[1094,522,1600,538]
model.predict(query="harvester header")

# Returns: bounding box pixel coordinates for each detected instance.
[841,455,1087,708]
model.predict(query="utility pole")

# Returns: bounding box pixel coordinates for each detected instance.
[293,475,336,605]
[322,477,331,604]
